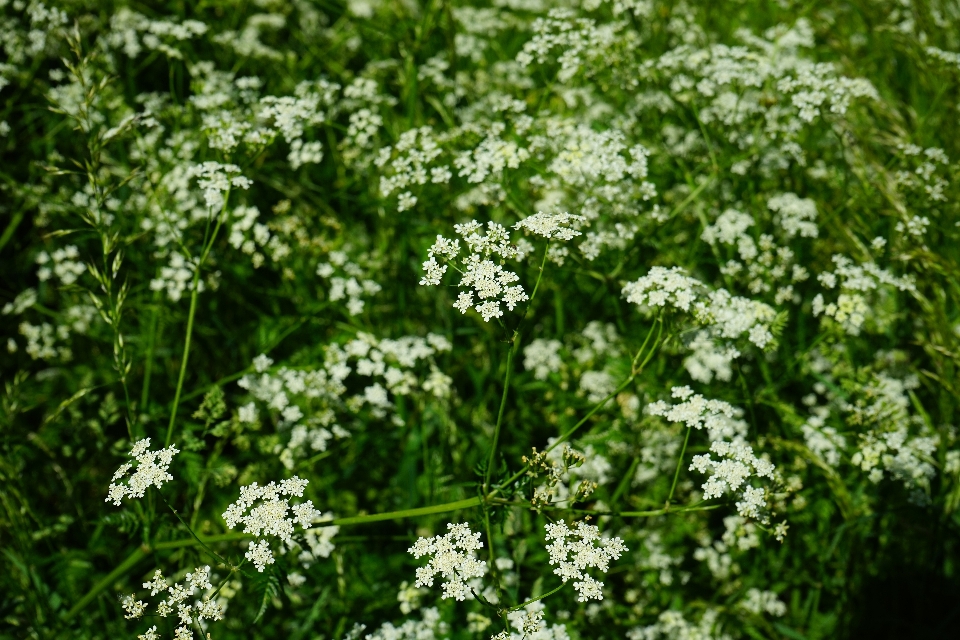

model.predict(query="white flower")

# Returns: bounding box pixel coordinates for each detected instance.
[419,220,529,322]
[106,438,180,506]
[121,595,146,619]
[645,387,748,441]
[767,193,818,238]
[223,476,328,571]
[689,441,776,520]
[420,257,447,286]
[408,523,488,601]
[253,353,274,372]
[623,267,776,350]
[524,339,563,380]
[246,539,276,572]
[514,211,585,240]
[138,627,159,640]
[740,588,787,617]
[543,521,627,602]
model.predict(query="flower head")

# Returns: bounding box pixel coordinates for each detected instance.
[106,438,180,506]
[408,523,488,601]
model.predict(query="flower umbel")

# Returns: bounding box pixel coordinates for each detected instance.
[543,521,627,602]
[222,476,323,571]
[408,522,488,601]
[106,438,180,506]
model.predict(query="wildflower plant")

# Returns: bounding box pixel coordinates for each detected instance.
[5,1,960,640]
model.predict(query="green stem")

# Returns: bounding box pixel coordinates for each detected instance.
[485,343,517,492]
[155,490,231,568]
[482,507,505,606]
[546,374,635,455]
[509,582,566,611]
[62,546,149,621]
[484,247,549,492]
[324,496,482,526]
[164,198,229,447]
[489,318,664,498]
[164,268,200,447]
[610,457,640,508]
[516,246,550,329]
[489,498,722,519]
[0,209,24,255]
[666,427,692,508]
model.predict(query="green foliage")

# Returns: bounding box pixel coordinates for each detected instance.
[2,1,960,639]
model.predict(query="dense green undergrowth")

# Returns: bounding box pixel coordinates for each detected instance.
[3,1,960,639]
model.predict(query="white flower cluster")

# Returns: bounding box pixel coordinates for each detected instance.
[646,387,776,520]
[800,406,846,467]
[513,211,585,241]
[693,516,760,581]
[766,193,818,239]
[517,9,620,82]
[122,565,223,640]
[35,244,86,285]
[894,143,951,203]
[739,588,787,617]
[316,250,383,316]
[543,521,627,602]
[106,438,180,506]
[641,18,877,176]
[622,266,701,311]
[579,370,616,403]
[221,476,323,571]
[408,523,488,601]
[683,331,741,384]
[17,321,70,361]
[225,203,293,269]
[187,161,252,211]
[646,386,749,443]
[106,8,208,59]
[628,608,730,640]
[149,253,204,302]
[364,607,448,640]
[454,123,530,187]
[701,208,810,305]
[623,267,776,350]
[523,338,563,380]
[497,602,571,640]
[420,220,528,322]
[238,334,452,468]
[812,255,915,335]
[689,442,776,520]
[849,374,938,492]
[376,126,448,209]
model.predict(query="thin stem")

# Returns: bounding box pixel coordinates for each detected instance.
[62,546,149,621]
[515,245,550,330]
[62,533,252,621]
[666,427,692,508]
[155,490,231,568]
[482,507,505,607]
[164,198,229,447]
[509,582,566,611]
[485,343,517,492]
[488,497,723,519]
[632,316,662,373]
[633,316,663,375]
[489,318,665,499]
[484,246,549,492]
[322,496,483,526]
[164,268,200,447]
[545,373,635,455]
